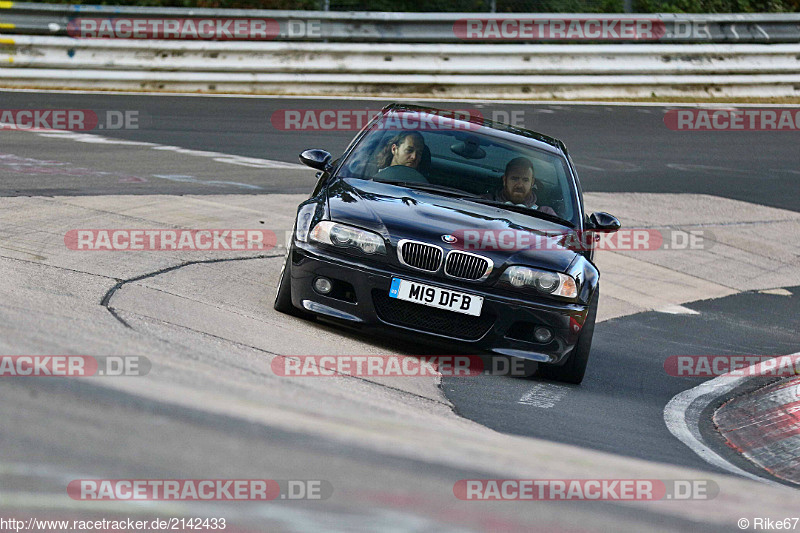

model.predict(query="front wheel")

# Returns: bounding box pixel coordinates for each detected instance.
[538,288,598,385]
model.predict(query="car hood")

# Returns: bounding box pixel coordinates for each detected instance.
[326,178,579,272]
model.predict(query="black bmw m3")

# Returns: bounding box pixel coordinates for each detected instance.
[275,104,620,384]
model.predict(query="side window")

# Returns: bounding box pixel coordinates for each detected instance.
[338,134,388,179]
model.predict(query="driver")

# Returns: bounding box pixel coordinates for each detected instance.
[485,157,557,216]
[375,131,425,170]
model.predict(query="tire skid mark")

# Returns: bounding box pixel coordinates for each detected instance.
[100,253,283,328]
[101,254,451,407]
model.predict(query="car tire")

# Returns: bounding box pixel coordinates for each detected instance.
[273,246,311,319]
[538,288,598,385]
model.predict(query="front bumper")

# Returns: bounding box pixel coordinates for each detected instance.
[288,242,590,364]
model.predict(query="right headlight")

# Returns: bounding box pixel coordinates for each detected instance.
[499,266,577,299]
[294,203,317,243]
[309,221,386,255]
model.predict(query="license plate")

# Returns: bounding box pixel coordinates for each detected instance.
[389,278,483,317]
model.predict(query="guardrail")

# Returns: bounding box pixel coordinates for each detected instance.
[5,37,800,75]
[1,3,799,98]
[1,35,799,98]
[1,3,800,43]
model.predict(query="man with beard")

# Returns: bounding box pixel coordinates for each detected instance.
[486,156,557,216]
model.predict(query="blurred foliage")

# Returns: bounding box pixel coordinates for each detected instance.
[30,0,800,11]
[635,0,800,11]
[33,0,322,8]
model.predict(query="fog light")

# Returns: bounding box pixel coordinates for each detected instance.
[533,326,553,344]
[314,277,333,294]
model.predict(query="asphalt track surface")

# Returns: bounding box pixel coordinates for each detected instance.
[2,91,799,531]
[0,91,798,211]
[444,287,800,477]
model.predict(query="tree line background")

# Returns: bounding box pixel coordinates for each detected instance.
[32,0,800,12]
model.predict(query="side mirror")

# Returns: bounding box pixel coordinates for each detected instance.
[588,212,621,232]
[299,149,332,171]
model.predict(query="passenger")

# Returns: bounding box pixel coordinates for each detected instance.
[485,157,557,216]
[374,131,426,170]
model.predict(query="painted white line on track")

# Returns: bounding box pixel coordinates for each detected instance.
[656,305,700,315]
[3,88,800,107]
[518,384,570,408]
[34,132,158,147]
[663,353,800,487]
[1,124,306,170]
[574,163,606,171]
[759,288,793,296]
[151,174,263,190]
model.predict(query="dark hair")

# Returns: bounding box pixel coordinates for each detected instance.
[504,156,534,177]
[374,131,425,169]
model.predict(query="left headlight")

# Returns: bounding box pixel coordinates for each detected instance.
[310,221,386,255]
[499,266,577,299]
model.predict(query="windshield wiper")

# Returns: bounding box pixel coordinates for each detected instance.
[460,197,575,228]
[374,180,480,198]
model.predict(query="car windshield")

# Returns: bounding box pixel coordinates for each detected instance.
[337,110,580,227]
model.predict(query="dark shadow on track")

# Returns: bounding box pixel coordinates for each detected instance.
[442,287,800,474]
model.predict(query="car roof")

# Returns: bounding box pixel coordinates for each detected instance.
[381,103,568,157]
